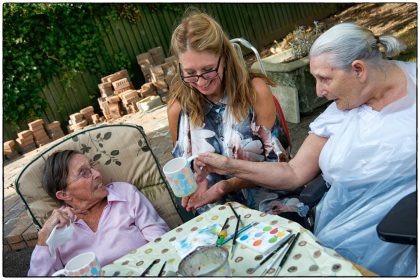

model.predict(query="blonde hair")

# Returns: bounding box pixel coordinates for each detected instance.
[169,11,259,128]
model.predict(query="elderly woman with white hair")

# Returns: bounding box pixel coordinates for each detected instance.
[196,22,416,276]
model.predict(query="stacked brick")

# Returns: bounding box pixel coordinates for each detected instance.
[28,119,51,147]
[67,106,102,133]
[15,130,36,154]
[136,47,177,104]
[97,69,139,119]
[95,47,179,118]
[119,90,142,114]
[68,113,86,133]
[46,121,65,141]
[5,119,68,159]
[80,106,96,124]
[3,140,19,160]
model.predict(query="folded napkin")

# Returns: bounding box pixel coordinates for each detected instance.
[46,223,75,259]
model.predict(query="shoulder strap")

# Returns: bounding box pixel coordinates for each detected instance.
[273,95,291,146]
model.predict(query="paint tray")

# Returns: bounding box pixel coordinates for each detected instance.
[235,222,291,254]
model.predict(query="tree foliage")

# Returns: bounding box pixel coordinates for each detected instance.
[3,3,136,126]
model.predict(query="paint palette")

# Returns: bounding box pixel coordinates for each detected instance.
[236,223,291,254]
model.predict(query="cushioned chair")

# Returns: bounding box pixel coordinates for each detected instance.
[14,123,188,230]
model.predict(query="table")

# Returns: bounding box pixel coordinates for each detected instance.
[102,202,364,276]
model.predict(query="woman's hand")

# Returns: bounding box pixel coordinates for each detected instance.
[181,179,209,211]
[37,206,75,246]
[197,152,231,175]
[183,180,227,211]
[192,158,210,182]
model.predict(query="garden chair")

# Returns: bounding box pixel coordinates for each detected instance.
[231,38,291,150]
[14,123,189,230]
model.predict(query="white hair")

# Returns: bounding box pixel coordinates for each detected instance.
[309,22,406,69]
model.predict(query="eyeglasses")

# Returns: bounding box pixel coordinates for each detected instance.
[179,55,222,83]
[67,161,98,186]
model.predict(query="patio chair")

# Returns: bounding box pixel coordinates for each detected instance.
[231,38,291,151]
[14,123,189,230]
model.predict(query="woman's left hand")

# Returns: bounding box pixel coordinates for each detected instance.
[184,180,227,211]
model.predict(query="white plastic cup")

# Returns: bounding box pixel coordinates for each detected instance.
[177,245,232,276]
[163,156,198,197]
[51,252,102,277]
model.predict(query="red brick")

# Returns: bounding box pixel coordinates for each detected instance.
[25,239,38,248]
[22,223,38,241]
[5,216,32,244]
[10,240,27,251]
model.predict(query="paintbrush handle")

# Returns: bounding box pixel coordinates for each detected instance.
[221,222,255,245]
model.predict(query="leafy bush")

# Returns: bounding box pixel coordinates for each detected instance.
[3,3,149,126]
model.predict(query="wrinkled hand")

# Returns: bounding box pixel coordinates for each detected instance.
[37,206,75,246]
[197,153,231,176]
[182,180,227,212]
[192,158,209,182]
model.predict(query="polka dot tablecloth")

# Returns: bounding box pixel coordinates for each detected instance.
[102,202,363,276]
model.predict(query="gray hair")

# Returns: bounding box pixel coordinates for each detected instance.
[309,22,406,69]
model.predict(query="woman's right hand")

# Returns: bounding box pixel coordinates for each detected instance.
[36,206,75,246]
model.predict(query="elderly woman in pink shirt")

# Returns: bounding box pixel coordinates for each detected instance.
[28,150,170,276]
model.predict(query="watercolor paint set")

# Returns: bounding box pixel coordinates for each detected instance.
[235,223,291,254]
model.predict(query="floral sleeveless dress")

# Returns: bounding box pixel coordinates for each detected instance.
[172,95,294,213]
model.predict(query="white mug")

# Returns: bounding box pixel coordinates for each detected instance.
[52,252,102,277]
[163,155,198,197]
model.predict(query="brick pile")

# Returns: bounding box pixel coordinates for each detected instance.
[137,46,178,103]
[3,140,19,160]
[5,118,70,159]
[67,106,102,133]
[97,69,140,119]
[28,119,51,147]
[15,130,37,154]
[46,121,65,141]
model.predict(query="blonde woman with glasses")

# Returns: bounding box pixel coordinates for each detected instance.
[167,11,299,220]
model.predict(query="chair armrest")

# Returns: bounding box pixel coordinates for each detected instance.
[299,174,328,208]
[376,191,417,245]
